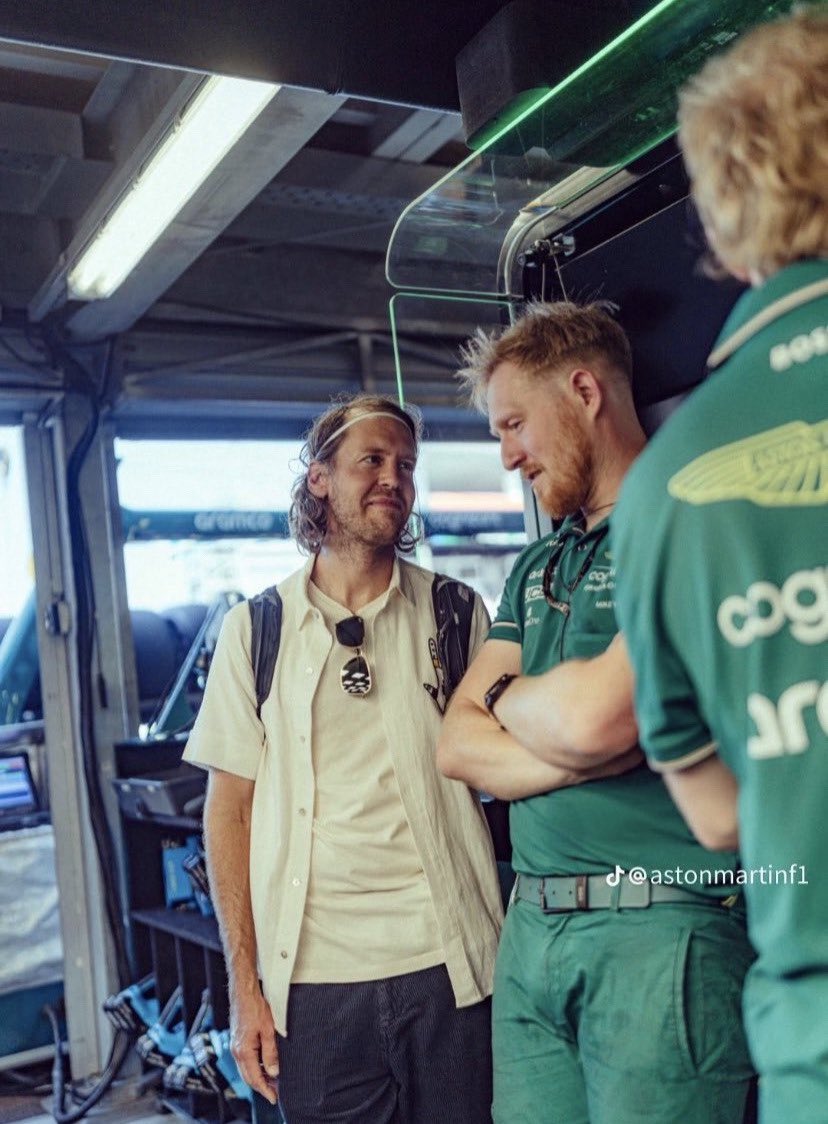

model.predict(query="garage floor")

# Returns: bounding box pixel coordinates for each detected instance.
[0,1078,172,1124]
[0,1100,169,1124]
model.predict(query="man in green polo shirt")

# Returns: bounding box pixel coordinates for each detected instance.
[438,301,755,1123]
[611,11,828,1123]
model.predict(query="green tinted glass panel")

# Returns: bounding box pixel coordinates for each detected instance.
[386,0,795,297]
[389,292,515,408]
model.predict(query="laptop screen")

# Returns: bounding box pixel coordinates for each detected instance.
[0,752,39,817]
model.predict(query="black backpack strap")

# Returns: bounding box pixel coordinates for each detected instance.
[247,585,283,719]
[431,574,476,704]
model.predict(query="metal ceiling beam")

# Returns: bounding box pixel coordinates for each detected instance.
[0,0,512,111]
[162,239,393,330]
[0,213,63,306]
[127,330,359,379]
[110,397,491,443]
[373,109,462,163]
[28,82,345,339]
[0,99,84,157]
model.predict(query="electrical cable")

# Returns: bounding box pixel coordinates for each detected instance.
[63,379,131,988]
[43,1004,134,1123]
[41,330,132,992]
[19,328,138,1122]
[28,331,138,1121]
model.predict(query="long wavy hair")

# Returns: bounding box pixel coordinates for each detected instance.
[288,394,424,555]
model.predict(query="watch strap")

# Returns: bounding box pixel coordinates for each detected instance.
[484,673,517,718]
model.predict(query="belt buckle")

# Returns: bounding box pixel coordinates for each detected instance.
[575,875,588,909]
[538,876,588,913]
[538,879,555,913]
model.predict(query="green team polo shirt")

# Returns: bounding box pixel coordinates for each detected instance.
[613,258,828,978]
[489,514,740,892]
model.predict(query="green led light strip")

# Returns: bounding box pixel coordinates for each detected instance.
[393,0,681,232]
[386,0,795,297]
[469,0,681,151]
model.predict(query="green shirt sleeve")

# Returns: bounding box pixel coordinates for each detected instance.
[487,560,522,645]
[612,472,717,773]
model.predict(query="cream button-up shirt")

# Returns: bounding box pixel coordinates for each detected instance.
[184,556,503,1034]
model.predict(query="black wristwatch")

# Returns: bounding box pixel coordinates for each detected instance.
[483,673,517,720]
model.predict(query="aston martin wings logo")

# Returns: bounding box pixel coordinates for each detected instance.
[668,420,828,507]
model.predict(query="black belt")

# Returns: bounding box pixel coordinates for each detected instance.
[513,873,739,913]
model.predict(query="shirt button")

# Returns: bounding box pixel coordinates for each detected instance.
[292,877,301,886]
[299,735,306,743]
[298,808,307,817]
[305,667,313,675]
[280,950,288,959]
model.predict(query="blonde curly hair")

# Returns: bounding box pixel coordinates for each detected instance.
[678,6,828,281]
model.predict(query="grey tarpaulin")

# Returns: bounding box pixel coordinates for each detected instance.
[0,824,63,995]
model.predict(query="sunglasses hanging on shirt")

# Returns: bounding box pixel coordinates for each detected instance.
[335,615,372,697]
[542,527,608,616]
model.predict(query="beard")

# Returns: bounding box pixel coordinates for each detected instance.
[324,488,410,551]
[534,401,594,521]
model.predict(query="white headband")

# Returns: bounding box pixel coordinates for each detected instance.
[314,410,415,456]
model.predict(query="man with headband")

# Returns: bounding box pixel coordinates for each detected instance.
[184,393,502,1123]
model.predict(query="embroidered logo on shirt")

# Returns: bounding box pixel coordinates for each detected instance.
[769,324,828,371]
[668,420,828,507]
[581,566,615,611]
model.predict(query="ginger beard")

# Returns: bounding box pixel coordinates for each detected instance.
[531,394,595,522]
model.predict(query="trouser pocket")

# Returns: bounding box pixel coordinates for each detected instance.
[672,915,756,1080]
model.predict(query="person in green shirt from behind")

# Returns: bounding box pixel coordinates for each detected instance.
[611,10,828,1124]
[438,300,755,1124]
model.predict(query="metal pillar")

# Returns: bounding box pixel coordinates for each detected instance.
[23,391,139,1078]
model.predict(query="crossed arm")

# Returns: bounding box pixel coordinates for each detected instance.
[436,635,642,798]
[203,768,279,1106]
[439,630,740,849]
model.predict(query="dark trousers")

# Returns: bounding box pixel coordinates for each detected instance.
[254,964,492,1124]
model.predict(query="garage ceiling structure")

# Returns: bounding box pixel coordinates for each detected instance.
[0,0,759,441]
[0,0,540,439]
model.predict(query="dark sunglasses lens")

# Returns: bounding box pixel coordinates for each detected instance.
[542,548,569,615]
[341,654,372,697]
[336,615,365,648]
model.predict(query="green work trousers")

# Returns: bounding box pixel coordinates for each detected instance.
[744,969,828,1124]
[492,898,755,1123]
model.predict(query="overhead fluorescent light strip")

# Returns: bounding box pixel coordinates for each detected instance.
[68,75,280,301]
